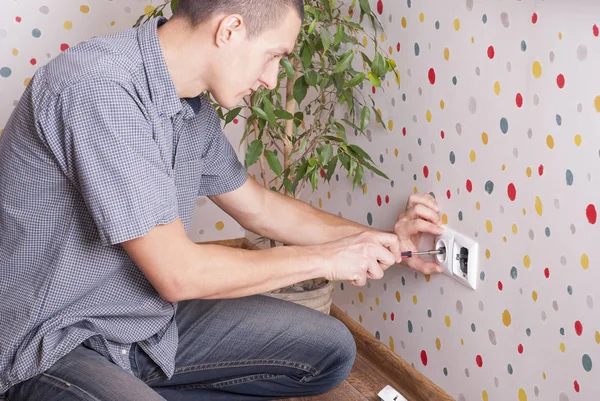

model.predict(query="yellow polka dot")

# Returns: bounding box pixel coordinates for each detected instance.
[110,21,116,26]
[532,291,538,302]
[471,36,475,43]
[485,249,491,259]
[359,315,363,323]
[445,315,451,327]
[426,109,432,123]
[542,372,547,380]
[12,48,19,56]
[143,5,155,15]
[526,167,532,177]
[388,45,393,55]
[419,13,425,22]
[80,5,90,13]
[494,81,501,95]
[23,78,31,86]
[394,148,399,157]
[476,202,481,211]
[358,292,364,302]
[380,33,385,42]
[215,221,224,230]
[482,132,489,144]
[535,196,543,216]
[389,336,395,351]
[469,149,476,162]
[441,213,448,224]
[318,198,323,209]
[362,36,368,47]
[454,18,461,31]
[327,191,331,199]
[512,224,518,234]
[370,306,373,311]
[436,171,441,182]
[522,208,527,215]
[558,32,563,40]
[412,295,418,305]
[595,331,600,344]
[388,120,394,130]
[502,164,506,171]
[581,253,589,270]
[444,47,450,60]
[435,337,441,350]
[413,186,418,194]
[425,274,431,282]
[460,338,464,345]
[401,17,407,28]
[503,236,507,243]
[519,388,528,401]
[560,343,566,352]
[383,312,387,320]
[64,21,73,30]
[524,255,531,268]
[502,310,512,327]
[395,291,401,303]
[546,135,555,149]
[485,220,493,233]
[532,61,542,78]
[440,100,445,109]
[362,183,368,195]
[595,96,600,112]
[375,297,380,306]
[574,134,582,146]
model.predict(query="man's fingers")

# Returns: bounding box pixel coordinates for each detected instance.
[408,219,445,236]
[406,193,439,212]
[402,204,442,225]
[367,262,385,280]
[372,245,395,268]
[405,257,443,274]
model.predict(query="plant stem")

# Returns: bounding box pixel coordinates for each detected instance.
[283,58,299,197]
[250,97,269,189]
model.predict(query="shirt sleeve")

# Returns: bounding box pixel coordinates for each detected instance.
[40,78,179,246]
[196,103,248,197]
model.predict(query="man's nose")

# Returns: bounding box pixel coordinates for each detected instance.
[258,63,280,90]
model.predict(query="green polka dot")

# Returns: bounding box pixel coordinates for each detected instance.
[583,354,592,372]
[510,266,518,279]
[0,67,11,78]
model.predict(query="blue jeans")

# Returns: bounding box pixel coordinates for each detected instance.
[6,295,356,400]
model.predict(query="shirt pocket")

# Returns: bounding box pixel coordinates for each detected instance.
[173,159,204,230]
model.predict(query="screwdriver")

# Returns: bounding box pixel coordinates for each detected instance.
[401,248,446,258]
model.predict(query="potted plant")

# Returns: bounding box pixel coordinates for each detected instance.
[137,0,400,314]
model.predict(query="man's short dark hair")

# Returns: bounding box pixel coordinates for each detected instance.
[173,0,304,38]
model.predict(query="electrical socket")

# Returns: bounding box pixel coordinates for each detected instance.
[433,227,478,290]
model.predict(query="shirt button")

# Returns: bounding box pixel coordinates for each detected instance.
[121,349,128,355]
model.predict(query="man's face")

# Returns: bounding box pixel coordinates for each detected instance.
[209,9,301,108]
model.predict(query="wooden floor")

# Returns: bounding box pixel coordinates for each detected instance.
[284,353,390,401]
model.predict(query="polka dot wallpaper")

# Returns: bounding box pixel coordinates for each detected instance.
[0,0,246,243]
[305,1,600,400]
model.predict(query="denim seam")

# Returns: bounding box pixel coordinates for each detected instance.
[142,359,318,384]
[166,373,287,390]
[40,373,102,401]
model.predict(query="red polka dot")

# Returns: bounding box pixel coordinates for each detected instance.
[466,179,473,193]
[377,0,383,14]
[518,344,524,354]
[487,46,495,59]
[402,127,407,136]
[233,118,239,124]
[498,281,503,291]
[532,13,538,24]
[29,58,36,66]
[440,130,445,139]
[385,195,390,204]
[538,165,544,176]
[420,350,428,366]
[372,86,376,94]
[594,24,599,37]
[396,43,401,52]
[423,166,429,178]
[575,320,583,336]
[349,8,353,15]
[446,190,451,199]
[60,43,70,52]
[587,204,597,224]
[319,168,325,178]
[428,68,436,85]
[557,74,565,88]
[516,93,523,108]
[15,16,22,23]
[574,380,580,393]
[377,195,382,207]
[391,312,395,321]
[544,268,550,278]
[476,355,483,367]
[507,183,516,201]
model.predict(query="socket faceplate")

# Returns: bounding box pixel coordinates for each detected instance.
[434,227,478,289]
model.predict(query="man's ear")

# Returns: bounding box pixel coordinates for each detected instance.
[215,14,246,47]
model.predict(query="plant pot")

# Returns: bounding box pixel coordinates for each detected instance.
[263,279,334,315]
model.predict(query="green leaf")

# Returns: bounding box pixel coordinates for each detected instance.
[170,0,179,13]
[349,143,374,163]
[358,0,372,13]
[301,44,313,69]
[320,143,333,165]
[372,52,386,77]
[360,106,371,131]
[294,161,309,185]
[305,70,318,87]
[344,72,365,88]
[307,18,317,35]
[325,156,338,182]
[251,107,269,122]
[360,52,372,66]
[298,137,308,154]
[353,164,364,190]
[321,30,331,53]
[274,109,294,120]
[283,178,294,195]
[362,160,389,179]
[333,50,354,74]
[245,140,263,168]
[265,150,283,177]
[262,97,276,125]
[320,0,333,17]
[333,122,347,142]
[339,153,351,171]
[367,72,382,87]
[281,58,295,81]
[373,107,386,130]
[341,118,361,132]
[334,24,344,47]
[293,76,308,105]
[224,107,242,124]
[307,158,318,167]
[310,169,319,190]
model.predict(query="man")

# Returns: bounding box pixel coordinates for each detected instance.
[0,0,444,399]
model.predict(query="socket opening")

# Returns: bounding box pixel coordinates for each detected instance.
[435,238,447,264]
[456,246,469,277]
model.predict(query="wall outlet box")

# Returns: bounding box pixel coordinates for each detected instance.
[434,226,479,290]
[378,385,407,401]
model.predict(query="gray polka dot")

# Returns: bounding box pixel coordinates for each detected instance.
[468,97,477,114]
[383,283,387,291]
[570,224,576,234]
[125,6,131,13]
[457,188,461,195]
[554,199,561,209]
[500,12,510,27]
[440,286,444,295]
[541,311,547,321]
[412,115,417,123]
[197,229,204,235]
[0,28,8,39]
[549,50,555,63]
[513,147,519,158]
[534,386,539,396]
[458,394,466,401]
[500,205,505,214]
[428,43,432,51]
[527,128,533,139]
[494,377,499,387]
[46,53,52,58]
[391,98,396,107]
[474,231,478,238]
[588,172,592,182]
[400,164,405,172]
[366,129,373,142]
[389,14,392,23]
[578,103,583,112]
[577,44,587,61]
[533,94,540,105]
[479,300,485,311]
[506,61,512,72]
[430,143,436,154]
[519,287,523,295]
[400,340,406,349]
[475,66,481,76]
[488,329,497,345]
[407,68,412,77]
[466,0,474,11]
[561,256,567,265]
[408,153,413,162]
[39,6,50,14]
[553,301,559,311]
[559,392,569,401]
[529,229,535,240]
[456,300,464,314]
[418,87,423,96]
[587,295,594,309]
[456,123,463,135]
[346,192,352,206]
[367,281,371,288]
[464,368,469,377]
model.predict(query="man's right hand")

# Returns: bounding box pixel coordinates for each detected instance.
[314,232,401,287]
